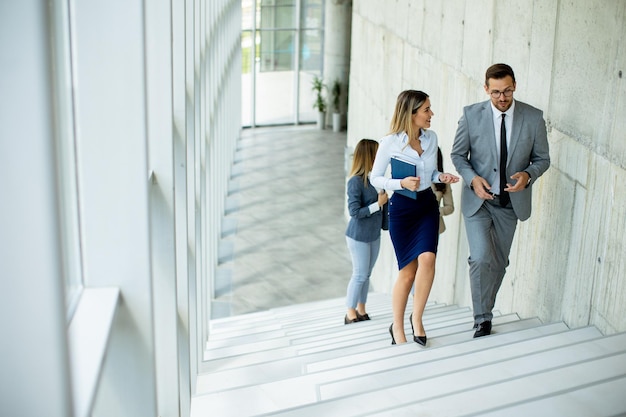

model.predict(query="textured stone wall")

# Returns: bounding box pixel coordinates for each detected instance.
[348,0,626,334]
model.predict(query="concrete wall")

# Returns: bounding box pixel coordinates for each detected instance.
[347,0,626,335]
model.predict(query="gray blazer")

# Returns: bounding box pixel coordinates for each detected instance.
[451,100,550,221]
[345,175,382,242]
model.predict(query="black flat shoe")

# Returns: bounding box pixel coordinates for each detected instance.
[389,324,396,345]
[409,313,427,346]
[356,312,370,321]
[344,315,359,325]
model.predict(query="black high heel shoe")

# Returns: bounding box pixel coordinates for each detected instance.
[409,313,427,346]
[389,324,396,345]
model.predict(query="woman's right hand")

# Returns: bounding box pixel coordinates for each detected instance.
[400,176,420,192]
[378,190,388,206]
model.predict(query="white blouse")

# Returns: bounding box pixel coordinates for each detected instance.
[370,130,441,192]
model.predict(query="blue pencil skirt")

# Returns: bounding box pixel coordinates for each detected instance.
[388,188,440,270]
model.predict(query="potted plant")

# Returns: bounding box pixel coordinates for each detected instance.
[331,79,342,132]
[311,75,327,129]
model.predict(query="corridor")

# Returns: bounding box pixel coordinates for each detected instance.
[213,125,353,318]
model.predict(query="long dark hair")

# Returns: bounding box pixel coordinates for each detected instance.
[434,147,446,193]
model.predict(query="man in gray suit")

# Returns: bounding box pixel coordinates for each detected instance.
[451,63,550,338]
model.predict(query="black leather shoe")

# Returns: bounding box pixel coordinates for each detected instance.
[345,315,359,325]
[389,324,396,345]
[473,320,492,338]
[356,312,370,321]
[409,313,427,346]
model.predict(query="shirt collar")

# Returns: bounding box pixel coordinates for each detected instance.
[400,129,427,141]
[490,99,516,119]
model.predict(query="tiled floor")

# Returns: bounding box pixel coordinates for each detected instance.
[213,125,353,318]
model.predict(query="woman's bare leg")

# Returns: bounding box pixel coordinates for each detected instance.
[411,252,436,336]
[391,259,418,343]
[356,302,367,316]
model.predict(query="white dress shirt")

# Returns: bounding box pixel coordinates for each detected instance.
[490,100,515,194]
[370,130,441,193]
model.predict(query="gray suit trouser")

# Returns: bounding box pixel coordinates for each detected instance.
[464,198,518,325]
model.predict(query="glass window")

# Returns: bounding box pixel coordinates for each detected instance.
[242,0,325,127]
[256,29,295,124]
[242,0,255,30]
[301,0,323,29]
[241,30,254,126]
[299,29,322,72]
[259,29,295,72]
[259,0,296,29]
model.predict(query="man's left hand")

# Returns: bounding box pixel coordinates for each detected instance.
[505,171,531,193]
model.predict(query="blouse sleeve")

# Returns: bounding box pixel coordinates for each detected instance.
[370,135,403,191]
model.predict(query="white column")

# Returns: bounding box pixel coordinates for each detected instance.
[172,0,192,413]
[70,0,158,415]
[323,0,352,126]
[0,2,72,415]
[145,0,183,415]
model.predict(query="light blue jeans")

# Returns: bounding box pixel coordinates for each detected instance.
[345,236,381,308]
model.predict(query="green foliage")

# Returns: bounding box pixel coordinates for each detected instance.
[311,76,327,113]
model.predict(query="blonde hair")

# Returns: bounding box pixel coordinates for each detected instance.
[388,90,429,141]
[350,139,379,186]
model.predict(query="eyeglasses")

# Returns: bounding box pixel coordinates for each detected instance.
[490,89,514,98]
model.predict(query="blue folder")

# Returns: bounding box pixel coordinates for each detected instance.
[391,157,417,199]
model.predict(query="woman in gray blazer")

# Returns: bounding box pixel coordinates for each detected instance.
[344,139,388,324]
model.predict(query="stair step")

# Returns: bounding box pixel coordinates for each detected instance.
[318,325,602,400]
[202,308,491,368]
[192,324,599,416]
[206,294,394,344]
[208,294,417,343]
[293,307,472,347]
[305,319,564,373]
[261,333,626,417]
[204,302,463,362]
[195,320,570,414]
[209,294,391,331]
[196,307,486,392]
[474,374,626,417]
[194,294,626,417]
[305,314,536,373]
[366,353,626,417]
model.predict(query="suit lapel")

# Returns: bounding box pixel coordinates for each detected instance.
[480,101,498,164]
[508,102,524,163]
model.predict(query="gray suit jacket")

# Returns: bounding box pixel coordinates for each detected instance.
[451,100,550,221]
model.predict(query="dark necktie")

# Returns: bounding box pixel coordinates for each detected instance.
[499,113,510,207]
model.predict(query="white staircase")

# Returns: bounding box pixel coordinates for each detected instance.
[191,293,626,416]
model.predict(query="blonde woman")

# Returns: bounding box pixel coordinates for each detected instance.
[344,139,388,324]
[370,90,458,345]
